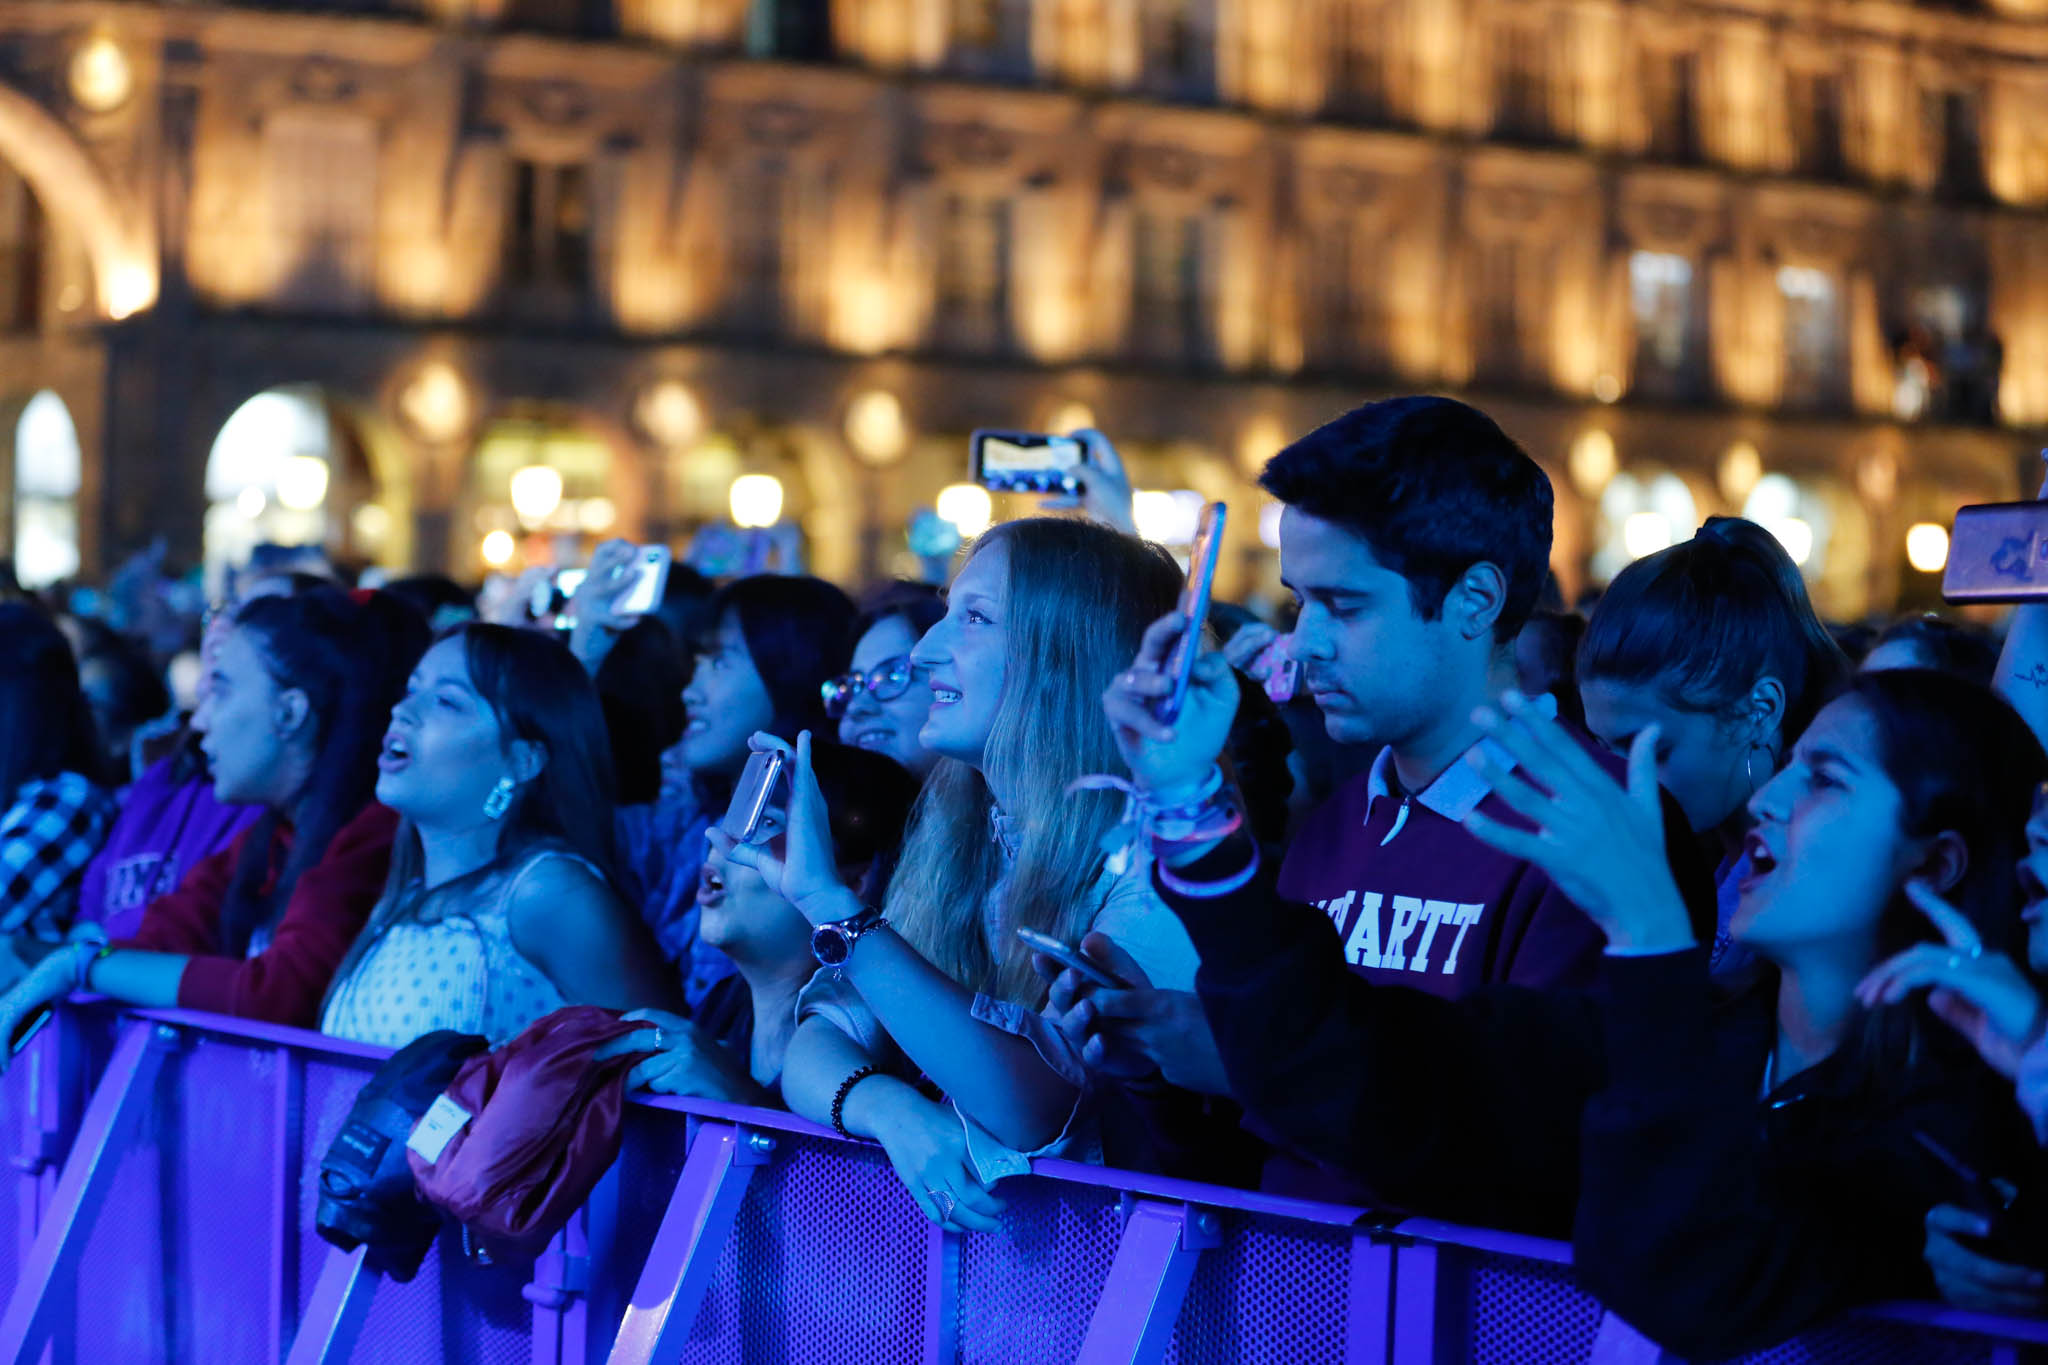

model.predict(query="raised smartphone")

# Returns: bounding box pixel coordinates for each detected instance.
[611,545,672,616]
[1943,502,2048,603]
[1155,502,1227,724]
[720,748,788,842]
[972,431,1087,495]
[1015,927,1126,990]
[9,1004,51,1058]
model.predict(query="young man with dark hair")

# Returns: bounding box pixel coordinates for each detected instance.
[1054,397,1711,1199]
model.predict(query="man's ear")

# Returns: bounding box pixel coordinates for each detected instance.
[508,739,548,786]
[274,687,312,740]
[1447,561,1508,642]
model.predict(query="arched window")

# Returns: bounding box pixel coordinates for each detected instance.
[203,387,335,577]
[13,390,81,588]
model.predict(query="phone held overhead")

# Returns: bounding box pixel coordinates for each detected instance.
[972,431,1087,495]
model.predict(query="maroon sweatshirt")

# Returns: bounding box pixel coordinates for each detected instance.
[1276,719,1714,997]
[121,803,398,1028]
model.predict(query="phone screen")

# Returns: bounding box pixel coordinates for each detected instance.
[720,749,787,842]
[612,547,672,616]
[972,431,1085,494]
[1154,503,1227,724]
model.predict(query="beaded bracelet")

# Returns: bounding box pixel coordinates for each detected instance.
[830,1064,885,1139]
[1066,764,1244,877]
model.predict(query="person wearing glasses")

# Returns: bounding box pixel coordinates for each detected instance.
[827,584,947,781]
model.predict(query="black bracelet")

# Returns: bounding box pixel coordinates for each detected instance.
[830,1064,885,1139]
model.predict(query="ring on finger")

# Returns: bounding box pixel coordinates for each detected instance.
[650,1027,668,1050]
[934,1189,956,1220]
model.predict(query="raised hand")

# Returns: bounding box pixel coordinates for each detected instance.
[1463,692,1693,954]
[1857,881,2045,1080]
[1039,932,1229,1094]
[1100,613,1240,800]
[714,731,860,926]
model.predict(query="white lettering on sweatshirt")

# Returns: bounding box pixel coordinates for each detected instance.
[1320,891,1485,975]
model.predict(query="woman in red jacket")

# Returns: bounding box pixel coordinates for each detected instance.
[0,586,427,1047]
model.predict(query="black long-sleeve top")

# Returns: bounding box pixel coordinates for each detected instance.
[1161,837,2036,1356]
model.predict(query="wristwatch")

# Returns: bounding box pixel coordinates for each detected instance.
[811,906,886,969]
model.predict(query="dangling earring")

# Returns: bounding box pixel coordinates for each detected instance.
[483,777,516,821]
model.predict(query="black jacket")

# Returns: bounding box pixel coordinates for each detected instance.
[1161,838,2036,1357]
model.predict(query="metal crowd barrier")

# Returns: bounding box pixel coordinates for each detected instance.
[3,1003,2048,1364]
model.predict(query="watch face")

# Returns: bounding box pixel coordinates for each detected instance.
[811,922,850,968]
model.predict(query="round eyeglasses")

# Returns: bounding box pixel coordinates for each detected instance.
[822,656,917,719]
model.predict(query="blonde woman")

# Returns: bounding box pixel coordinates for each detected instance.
[725,517,1199,1230]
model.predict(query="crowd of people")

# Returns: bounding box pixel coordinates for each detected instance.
[3,394,2048,1354]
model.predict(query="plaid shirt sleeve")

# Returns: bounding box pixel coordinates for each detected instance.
[0,773,118,939]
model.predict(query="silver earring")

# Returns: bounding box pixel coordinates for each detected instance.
[1745,743,1772,793]
[483,777,515,821]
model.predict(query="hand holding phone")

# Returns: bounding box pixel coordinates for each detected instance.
[1016,927,1127,990]
[610,546,672,616]
[1155,503,1227,724]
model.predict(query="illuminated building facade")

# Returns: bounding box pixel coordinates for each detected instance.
[0,0,2044,612]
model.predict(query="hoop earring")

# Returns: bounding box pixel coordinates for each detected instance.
[483,777,516,821]
[1745,743,1772,794]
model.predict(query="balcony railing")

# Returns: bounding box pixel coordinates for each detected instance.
[4,1002,2047,1364]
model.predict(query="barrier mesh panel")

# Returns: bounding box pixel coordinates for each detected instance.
[1729,1320,2002,1365]
[958,1179,1125,1365]
[682,1133,926,1365]
[1165,1214,1351,1365]
[586,1107,692,1350]
[1463,1250,1606,1365]
[295,1059,374,1324]
[168,1037,285,1363]
[0,1042,32,1309]
[68,1048,174,1364]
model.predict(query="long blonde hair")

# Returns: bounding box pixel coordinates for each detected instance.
[884,517,1182,1005]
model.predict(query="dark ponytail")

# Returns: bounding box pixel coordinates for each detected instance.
[1579,516,1850,744]
[218,588,427,955]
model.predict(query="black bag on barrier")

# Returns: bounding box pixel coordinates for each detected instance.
[315,1029,489,1281]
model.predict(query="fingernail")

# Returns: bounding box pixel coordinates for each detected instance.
[1501,690,1526,713]
[1472,706,1499,728]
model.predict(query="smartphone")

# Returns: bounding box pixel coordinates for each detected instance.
[971,431,1086,495]
[9,1004,51,1058]
[528,567,589,620]
[1943,502,2048,603]
[1154,502,1228,724]
[720,748,788,842]
[1912,1129,2044,1262]
[1015,927,1126,989]
[611,546,672,616]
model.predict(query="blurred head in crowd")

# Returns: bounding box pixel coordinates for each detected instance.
[202,587,428,954]
[1579,517,1851,838]
[1258,396,1553,753]
[649,561,716,667]
[595,617,689,805]
[1737,672,2043,1078]
[829,582,947,779]
[892,517,1182,1004]
[70,618,170,779]
[1513,610,1588,730]
[681,575,856,782]
[0,602,108,796]
[381,574,477,634]
[699,740,919,975]
[1861,615,1998,689]
[376,623,619,884]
